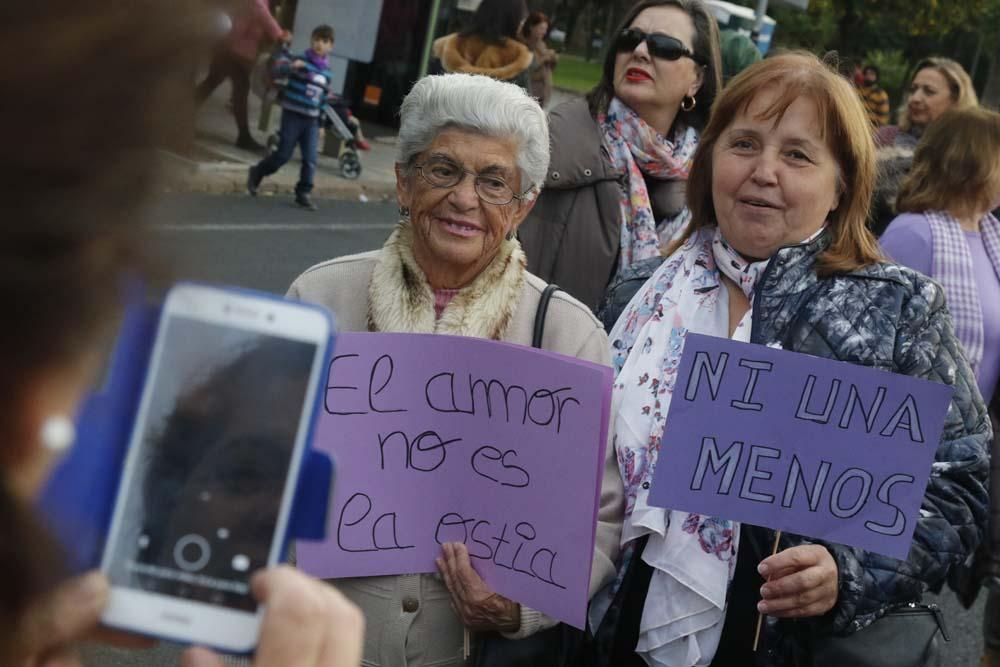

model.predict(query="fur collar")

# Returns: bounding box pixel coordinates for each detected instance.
[432,33,533,81]
[367,222,526,339]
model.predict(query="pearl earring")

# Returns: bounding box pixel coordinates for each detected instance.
[41,416,76,454]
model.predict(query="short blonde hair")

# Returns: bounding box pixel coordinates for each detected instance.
[897,107,1000,218]
[683,51,882,275]
[899,58,978,133]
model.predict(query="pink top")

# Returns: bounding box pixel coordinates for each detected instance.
[433,288,460,320]
[225,0,284,61]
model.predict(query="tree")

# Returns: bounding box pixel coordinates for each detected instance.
[762,0,999,58]
[753,0,1000,103]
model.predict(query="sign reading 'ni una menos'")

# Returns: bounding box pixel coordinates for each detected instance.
[297,333,612,629]
[648,334,953,560]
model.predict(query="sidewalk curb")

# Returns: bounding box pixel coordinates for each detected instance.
[161,170,398,201]
[157,148,398,201]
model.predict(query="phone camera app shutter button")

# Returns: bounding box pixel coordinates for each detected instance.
[174,534,211,572]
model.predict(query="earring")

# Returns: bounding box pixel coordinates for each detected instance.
[505,230,515,241]
[681,96,696,112]
[399,206,411,219]
[41,416,76,454]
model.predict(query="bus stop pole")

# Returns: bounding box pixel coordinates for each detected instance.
[419,0,444,78]
[750,0,768,44]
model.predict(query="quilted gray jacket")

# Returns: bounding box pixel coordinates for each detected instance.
[729,230,992,665]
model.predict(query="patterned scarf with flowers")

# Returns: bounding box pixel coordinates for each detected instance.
[599,97,699,282]
[601,226,772,666]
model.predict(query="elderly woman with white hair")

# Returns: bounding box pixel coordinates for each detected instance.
[286,73,625,666]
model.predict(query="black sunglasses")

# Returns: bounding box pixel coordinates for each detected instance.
[614,27,703,65]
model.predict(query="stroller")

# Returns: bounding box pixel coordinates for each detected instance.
[254,46,363,180]
[265,100,362,180]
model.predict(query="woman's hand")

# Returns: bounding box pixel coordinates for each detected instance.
[15,571,153,666]
[181,566,364,667]
[757,544,839,618]
[436,542,520,633]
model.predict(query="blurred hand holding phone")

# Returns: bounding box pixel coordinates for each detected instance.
[15,567,363,667]
[39,283,337,654]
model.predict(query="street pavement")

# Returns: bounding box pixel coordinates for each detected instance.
[162,74,400,200]
[163,85,582,202]
[84,193,986,666]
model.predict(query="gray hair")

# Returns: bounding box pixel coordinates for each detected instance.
[397,73,550,195]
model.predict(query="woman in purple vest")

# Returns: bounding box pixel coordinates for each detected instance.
[880,106,1000,667]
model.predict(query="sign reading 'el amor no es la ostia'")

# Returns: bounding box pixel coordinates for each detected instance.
[297,332,613,629]
[648,334,953,560]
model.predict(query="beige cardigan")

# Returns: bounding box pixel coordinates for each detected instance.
[287,227,624,666]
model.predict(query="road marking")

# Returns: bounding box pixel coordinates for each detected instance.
[154,222,397,232]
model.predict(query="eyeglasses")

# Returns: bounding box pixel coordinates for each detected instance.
[614,28,703,65]
[414,156,528,206]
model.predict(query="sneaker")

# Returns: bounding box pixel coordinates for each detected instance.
[247,166,262,196]
[355,138,371,151]
[295,192,318,211]
[236,135,265,152]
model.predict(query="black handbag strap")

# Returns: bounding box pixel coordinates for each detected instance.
[532,284,561,349]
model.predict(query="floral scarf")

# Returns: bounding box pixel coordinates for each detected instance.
[605,225,820,666]
[599,97,699,281]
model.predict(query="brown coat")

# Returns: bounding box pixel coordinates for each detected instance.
[517,98,687,311]
[432,33,533,85]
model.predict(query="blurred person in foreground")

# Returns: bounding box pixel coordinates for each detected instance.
[286,72,625,666]
[870,57,978,236]
[601,52,989,666]
[0,2,362,666]
[518,0,722,318]
[880,107,1000,667]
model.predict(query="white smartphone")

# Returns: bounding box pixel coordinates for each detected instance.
[100,284,330,652]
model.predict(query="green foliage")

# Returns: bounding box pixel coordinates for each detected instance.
[763,0,1000,60]
[768,0,839,53]
[551,54,602,94]
[863,49,909,108]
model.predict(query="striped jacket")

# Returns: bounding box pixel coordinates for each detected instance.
[273,48,332,118]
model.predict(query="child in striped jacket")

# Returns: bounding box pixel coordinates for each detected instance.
[248,25,335,210]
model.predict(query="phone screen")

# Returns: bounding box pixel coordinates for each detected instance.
[104,315,317,612]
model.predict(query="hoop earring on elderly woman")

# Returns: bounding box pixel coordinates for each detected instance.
[399,206,411,219]
[681,96,696,112]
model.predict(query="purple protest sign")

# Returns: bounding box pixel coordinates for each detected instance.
[648,334,953,560]
[296,333,612,628]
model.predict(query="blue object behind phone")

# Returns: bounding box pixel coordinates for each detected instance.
[37,285,335,576]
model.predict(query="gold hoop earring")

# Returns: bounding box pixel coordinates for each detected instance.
[681,96,696,112]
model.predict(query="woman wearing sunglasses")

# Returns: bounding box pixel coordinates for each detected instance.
[518,0,722,320]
